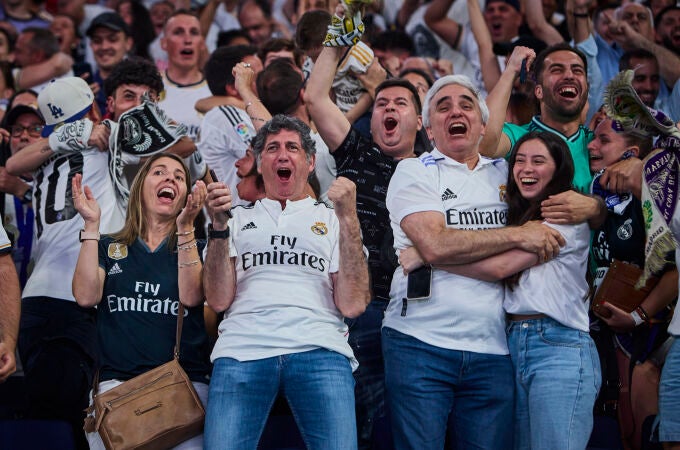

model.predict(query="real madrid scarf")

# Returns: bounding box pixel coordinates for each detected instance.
[603,70,680,286]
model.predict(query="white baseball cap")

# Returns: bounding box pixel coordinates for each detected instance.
[39,77,94,137]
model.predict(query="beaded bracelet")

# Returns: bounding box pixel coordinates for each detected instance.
[178,241,198,251]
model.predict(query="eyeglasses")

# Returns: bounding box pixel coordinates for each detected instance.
[10,124,44,138]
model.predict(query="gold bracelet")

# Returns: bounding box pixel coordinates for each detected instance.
[178,259,200,268]
[176,227,195,236]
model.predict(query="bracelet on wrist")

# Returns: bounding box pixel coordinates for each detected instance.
[176,227,195,236]
[245,99,261,113]
[635,305,650,322]
[178,241,198,251]
[178,259,200,268]
[630,310,644,326]
[79,229,101,242]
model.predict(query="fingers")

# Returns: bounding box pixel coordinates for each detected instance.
[206,181,232,222]
[72,173,83,198]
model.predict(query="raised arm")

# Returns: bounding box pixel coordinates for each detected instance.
[71,174,106,307]
[176,181,207,307]
[467,0,501,93]
[327,177,370,318]
[303,46,352,152]
[233,62,271,132]
[15,52,74,90]
[522,0,565,45]
[203,181,237,312]
[479,46,535,158]
[423,0,462,48]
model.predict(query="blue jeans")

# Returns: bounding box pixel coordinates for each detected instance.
[659,336,680,443]
[345,299,390,449]
[507,317,601,450]
[382,327,514,450]
[204,348,357,450]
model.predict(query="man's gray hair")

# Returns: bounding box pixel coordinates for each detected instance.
[422,75,490,127]
[252,114,316,165]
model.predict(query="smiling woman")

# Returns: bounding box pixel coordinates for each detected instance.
[71,153,212,450]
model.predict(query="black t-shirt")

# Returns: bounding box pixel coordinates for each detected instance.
[97,236,211,383]
[333,128,400,301]
[592,197,646,269]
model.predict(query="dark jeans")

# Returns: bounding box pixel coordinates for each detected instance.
[18,297,98,450]
[346,299,392,450]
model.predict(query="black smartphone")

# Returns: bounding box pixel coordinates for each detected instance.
[208,169,232,218]
[407,266,432,300]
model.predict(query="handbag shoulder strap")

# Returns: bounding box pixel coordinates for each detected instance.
[174,302,185,360]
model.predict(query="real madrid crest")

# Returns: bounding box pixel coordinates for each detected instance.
[311,222,328,235]
[108,243,128,260]
[617,218,633,240]
[499,184,507,202]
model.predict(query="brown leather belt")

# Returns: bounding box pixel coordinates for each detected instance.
[507,313,547,321]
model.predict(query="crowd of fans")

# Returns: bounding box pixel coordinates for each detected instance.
[0,0,679,448]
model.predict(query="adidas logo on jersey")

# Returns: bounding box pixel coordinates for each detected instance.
[241,222,257,231]
[441,188,457,201]
[108,263,123,275]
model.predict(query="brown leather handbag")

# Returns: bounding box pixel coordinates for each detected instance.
[592,259,659,313]
[85,304,205,450]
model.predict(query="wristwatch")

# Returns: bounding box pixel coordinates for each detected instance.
[79,229,101,242]
[208,223,230,239]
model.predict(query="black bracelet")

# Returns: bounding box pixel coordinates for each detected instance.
[572,12,590,18]
[208,223,230,239]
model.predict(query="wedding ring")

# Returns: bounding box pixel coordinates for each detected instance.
[244,63,251,68]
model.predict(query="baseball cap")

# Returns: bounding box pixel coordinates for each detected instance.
[38,77,94,137]
[86,12,131,37]
[486,0,521,12]
[4,104,44,128]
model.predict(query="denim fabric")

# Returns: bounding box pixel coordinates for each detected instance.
[345,299,390,449]
[507,317,601,450]
[382,327,514,450]
[659,337,680,442]
[204,348,357,450]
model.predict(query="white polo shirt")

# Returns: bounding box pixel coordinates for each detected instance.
[385,149,510,355]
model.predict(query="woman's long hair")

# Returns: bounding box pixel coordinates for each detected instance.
[110,152,190,249]
[506,131,575,226]
[504,131,575,288]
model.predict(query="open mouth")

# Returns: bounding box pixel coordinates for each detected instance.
[384,117,398,131]
[277,168,292,181]
[558,86,578,99]
[448,122,467,135]
[520,177,538,186]
[180,49,194,56]
[589,154,603,162]
[157,187,176,200]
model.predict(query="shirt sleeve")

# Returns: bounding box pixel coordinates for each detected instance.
[0,224,12,255]
[386,157,445,225]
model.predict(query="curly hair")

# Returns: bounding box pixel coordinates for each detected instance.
[103,56,163,97]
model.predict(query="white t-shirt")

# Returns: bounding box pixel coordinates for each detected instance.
[159,74,212,142]
[23,150,125,301]
[197,105,255,207]
[385,149,510,355]
[503,222,591,332]
[211,196,357,369]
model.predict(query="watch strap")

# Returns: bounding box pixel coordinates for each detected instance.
[208,223,230,239]
[79,229,101,242]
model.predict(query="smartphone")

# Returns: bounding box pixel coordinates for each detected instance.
[407,266,432,300]
[208,169,231,218]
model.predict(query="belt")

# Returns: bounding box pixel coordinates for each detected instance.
[507,313,547,321]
